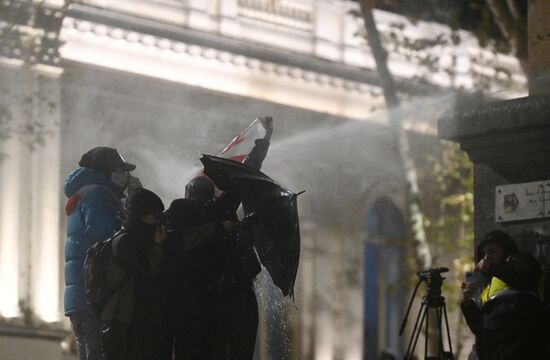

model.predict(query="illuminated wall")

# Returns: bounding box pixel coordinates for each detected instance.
[0,62,63,323]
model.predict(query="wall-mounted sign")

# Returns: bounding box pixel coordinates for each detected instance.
[495,181,550,222]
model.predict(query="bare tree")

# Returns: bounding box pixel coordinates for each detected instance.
[357,0,432,270]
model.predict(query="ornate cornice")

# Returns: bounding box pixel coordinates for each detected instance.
[65,3,443,96]
[62,16,385,98]
[66,2,526,97]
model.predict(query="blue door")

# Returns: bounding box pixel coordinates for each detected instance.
[364,198,406,359]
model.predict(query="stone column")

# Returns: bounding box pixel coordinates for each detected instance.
[528,0,550,95]
[0,63,24,318]
[30,64,63,323]
[0,61,63,322]
[0,0,66,322]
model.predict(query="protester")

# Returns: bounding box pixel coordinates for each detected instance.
[158,195,242,360]
[211,211,260,360]
[64,146,139,360]
[100,188,166,360]
[204,118,273,360]
[163,180,260,360]
[461,231,549,359]
[159,117,274,359]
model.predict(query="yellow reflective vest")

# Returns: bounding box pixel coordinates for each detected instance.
[480,277,508,305]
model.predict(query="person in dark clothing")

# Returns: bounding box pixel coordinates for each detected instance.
[64,146,140,360]
[204,118,272,360]
[462,230,518,308]
[212,212,260,360]
[158,196,232,360]
[168,180,260,360]
[159,179,260,360]
[461,231,549,360]
[100,188,166,360]
[159,117,273,360]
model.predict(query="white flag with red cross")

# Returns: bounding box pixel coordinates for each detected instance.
[217,117,268,162]
[197,117,270,198]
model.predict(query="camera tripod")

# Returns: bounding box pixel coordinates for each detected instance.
[399,268,454,360]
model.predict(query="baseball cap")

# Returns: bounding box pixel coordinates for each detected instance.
[78,147,136,175]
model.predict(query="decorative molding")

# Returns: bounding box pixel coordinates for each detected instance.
[64,1,526,97]
[237,0,313,31]
[62,17,383,97]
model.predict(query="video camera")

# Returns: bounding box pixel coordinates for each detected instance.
[416,267,449,298]
[416,267,449,281]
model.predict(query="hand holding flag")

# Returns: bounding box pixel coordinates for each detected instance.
[218,116,272,163]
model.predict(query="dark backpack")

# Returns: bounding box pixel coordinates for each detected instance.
[84,234,118,316]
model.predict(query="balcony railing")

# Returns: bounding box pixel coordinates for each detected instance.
[238,0,313,31]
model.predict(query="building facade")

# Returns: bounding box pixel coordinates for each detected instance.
[0,0,525,359]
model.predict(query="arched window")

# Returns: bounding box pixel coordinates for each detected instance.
[364,198,406,359]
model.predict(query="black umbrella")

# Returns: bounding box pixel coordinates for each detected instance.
[200,154,301,297]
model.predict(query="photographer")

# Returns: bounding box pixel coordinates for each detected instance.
[460,231,550,359]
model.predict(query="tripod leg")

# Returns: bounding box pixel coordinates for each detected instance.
[443,304,453,356]
[424,305,429,360]
[436,306,444,358]
[406,302,426,360]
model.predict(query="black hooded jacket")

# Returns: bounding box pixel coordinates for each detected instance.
[100,217,164,324]
[462,249,550,360]
[461,289,549,360]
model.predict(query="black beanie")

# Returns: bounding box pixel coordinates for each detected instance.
[185,176,215,201]
[476,230,518,261]
[126,188,164,217]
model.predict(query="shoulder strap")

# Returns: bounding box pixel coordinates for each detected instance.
[66,185,101,215]
[111,228,129,259]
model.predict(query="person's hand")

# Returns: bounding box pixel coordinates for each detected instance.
[260,116,273,131]
[476,258,491,273]
[127,175,143,197]
[461,282,478,306]
[154,225,167,245]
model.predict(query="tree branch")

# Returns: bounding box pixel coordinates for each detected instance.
[486,0,512,41]
[506,0,521,21]
[357,0,432,270]
[485,0,528,74]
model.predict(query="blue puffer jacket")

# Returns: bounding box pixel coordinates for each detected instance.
[63,167,124,316]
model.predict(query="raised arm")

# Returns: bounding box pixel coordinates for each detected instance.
[244,116,273,170]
